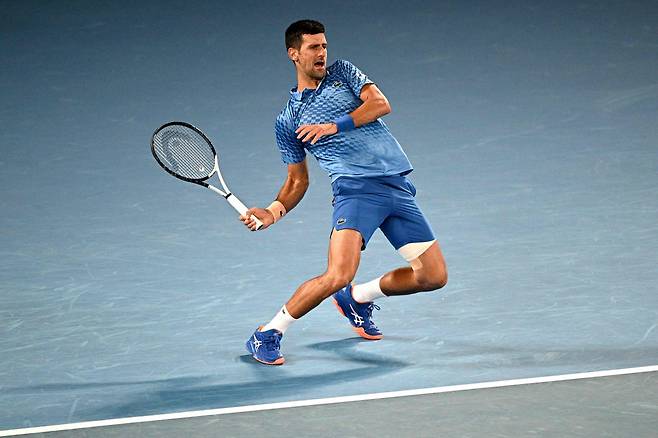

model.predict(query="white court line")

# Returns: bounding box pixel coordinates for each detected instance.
[1,364,657,437]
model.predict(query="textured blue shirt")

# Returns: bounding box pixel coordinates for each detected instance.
[275,59,413,181]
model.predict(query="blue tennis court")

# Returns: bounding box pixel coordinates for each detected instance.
[1,0,657,436]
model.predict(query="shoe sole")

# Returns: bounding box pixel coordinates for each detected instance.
[333,298,383,340]
[251,354,285,366]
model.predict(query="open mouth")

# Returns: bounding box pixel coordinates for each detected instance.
[314,60,325,68]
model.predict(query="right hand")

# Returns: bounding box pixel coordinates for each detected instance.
[240,207,274,231]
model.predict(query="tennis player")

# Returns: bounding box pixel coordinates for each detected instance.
[241,20,447,365]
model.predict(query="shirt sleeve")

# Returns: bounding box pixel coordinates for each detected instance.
[335,59,374,97]
[275,112,306,164]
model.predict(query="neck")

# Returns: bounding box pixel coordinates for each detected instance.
[296,71,323,93]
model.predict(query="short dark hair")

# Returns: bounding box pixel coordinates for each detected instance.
[285,20,325,50]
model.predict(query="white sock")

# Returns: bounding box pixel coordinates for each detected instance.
[261,305,297,334]
[351,276,386,303]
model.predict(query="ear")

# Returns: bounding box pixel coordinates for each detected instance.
[288,47,299,63]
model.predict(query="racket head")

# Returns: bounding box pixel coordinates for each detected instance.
[151,121,218,184]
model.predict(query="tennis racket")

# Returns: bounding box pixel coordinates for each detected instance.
[150,121,263,230]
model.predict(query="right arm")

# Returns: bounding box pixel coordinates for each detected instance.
[275,160,310,212]
[240,160,309,231]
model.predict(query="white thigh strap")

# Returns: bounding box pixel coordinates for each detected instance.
[398,240,436,263]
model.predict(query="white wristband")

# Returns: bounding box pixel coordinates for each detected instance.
[266,200,287,223]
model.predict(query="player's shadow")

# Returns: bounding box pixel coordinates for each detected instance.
[74,338,410,420]
[4,337,410,424]
[303,337,410,367]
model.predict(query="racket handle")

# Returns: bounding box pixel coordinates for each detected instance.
[226,193,263,230]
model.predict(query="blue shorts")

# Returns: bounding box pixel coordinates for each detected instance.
[331,175,435,250]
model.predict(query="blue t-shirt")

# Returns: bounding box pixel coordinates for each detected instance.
[275,59,413,181]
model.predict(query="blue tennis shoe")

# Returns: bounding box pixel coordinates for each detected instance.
[333,284,383,340]
[245,327,285,365]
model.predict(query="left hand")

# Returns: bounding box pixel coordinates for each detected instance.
[295,123,338,145]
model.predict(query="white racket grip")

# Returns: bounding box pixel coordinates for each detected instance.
[226,193,263,230]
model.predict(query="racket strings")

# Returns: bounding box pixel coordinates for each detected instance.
[153,126,216,180]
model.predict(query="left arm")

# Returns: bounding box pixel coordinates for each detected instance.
[296,84,391,144]
[348,83,391,127]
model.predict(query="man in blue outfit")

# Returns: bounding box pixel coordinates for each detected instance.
[241,20,447,365]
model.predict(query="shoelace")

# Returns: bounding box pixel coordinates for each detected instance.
[365,303,381,317]
[262,333,281,349]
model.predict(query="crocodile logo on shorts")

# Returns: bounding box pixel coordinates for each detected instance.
[337,218,347,225]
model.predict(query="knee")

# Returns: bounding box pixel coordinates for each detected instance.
[323,271,354,294]
[415,266,448,291]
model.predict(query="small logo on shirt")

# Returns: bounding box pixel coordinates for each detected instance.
[332,81,343,88]
[337,218,347,225]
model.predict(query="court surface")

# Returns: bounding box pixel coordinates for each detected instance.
[1,0,657,436]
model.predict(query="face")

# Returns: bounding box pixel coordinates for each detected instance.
[289,33,328,81]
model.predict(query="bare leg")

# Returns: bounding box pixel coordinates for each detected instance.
[379,241,448,296]
[285,229,362,319]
